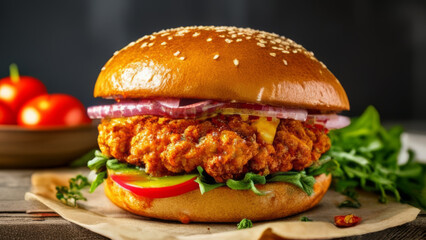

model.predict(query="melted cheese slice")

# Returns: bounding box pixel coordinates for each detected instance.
[251,117,280,144]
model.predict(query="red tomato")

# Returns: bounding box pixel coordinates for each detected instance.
[110,174,199,198]
[0,100,15,125]
[0,76,47,114]
[18,94,91,127]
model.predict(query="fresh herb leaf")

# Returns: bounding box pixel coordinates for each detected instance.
[268,171,316,196]
[237,218,253,229]
[300,216,313,222]
[106,159,131,170]
[88,150,109,171]
[327,105,426,209]
[226,172,266,196]
[195,166,318,196]
[55,174,90,207]
[306,156,339,176]
[338,200,361,208]
[90,171,107,193]
[195,166,225,194]
[194,177,224,194]
[69,149,98,168]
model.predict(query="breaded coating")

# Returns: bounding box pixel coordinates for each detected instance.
[98,115,330,182]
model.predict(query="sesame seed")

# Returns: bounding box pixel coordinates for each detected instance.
[113,51,119,56]
[206,38,212,42]
[283,59,288,65]
[101,67,106,71]
[233,59,239,66]
[213,54,219,60]
[236,39,242,42]
[161,32,170,37]
[225,39,233,43]
[257,42,266,48]
[219,35,225,38]
[193,32,200,37]
[161,42,167,45]
[141,42,148,48]
[320,61,327,68]
[292,50,298,54]
[168,36,173,40]
[270,52,276,57]
[231,34,237,38]
[179,56,186,61]
[282,50,290,54]
[246,36,252,40]
[148,42,154,47]
[150,36,156,40]
[174,51,180,56]
[128,42,135,47]
[259,39,267,44]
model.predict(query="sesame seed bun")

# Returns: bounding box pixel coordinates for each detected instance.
[94,26,349,111]
[104,173,332,223]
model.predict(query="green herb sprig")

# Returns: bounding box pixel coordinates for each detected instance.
[55,174,90,207]
[237,218,253,229]
[300,216,313,222]
[327,106,426,209]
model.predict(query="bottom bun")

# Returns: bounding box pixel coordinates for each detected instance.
[104,173,331,223]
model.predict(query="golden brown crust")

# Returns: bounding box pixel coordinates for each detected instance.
[104,173,332,223]
[94,26,349,111]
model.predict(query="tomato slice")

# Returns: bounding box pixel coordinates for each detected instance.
[108,168,199,198]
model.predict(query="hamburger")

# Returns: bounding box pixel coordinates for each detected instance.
[87,26,350,223]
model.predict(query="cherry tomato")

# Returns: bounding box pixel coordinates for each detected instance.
[18,94,91,127]
[0,65,47,114]
[0,100,15,125]
[334,214,361,227]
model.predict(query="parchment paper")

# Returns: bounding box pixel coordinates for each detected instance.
[25,170,420,240]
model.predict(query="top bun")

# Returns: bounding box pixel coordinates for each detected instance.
[94,26,349,111]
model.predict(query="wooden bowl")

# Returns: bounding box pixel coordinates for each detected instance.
[0,123,98,168]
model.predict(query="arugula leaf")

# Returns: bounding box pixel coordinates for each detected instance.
[306,156,339,176]
[90,171,107,193]
[226,173,266,195]
[55,174,90,207]
[268,171,315,196]
[69,149,98,168]
[237,218,253,229]
[327,105,426,209]
[195,166,225,194]
[195,166,318,196]
[88,150,109,171]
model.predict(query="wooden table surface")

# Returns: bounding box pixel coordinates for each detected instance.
[0,169,424,240]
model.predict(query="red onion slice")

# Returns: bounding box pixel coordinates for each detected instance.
[307,114,350,129]
[88,100,225,119]
[89,99,350,123]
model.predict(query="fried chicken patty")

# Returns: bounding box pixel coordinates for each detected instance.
[98,115,330,182]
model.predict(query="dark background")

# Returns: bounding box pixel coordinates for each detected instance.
[1,0,425,121]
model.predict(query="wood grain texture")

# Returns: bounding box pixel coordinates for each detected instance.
[0,169,424,240]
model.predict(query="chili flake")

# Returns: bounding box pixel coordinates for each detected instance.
[334,214,361,227]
